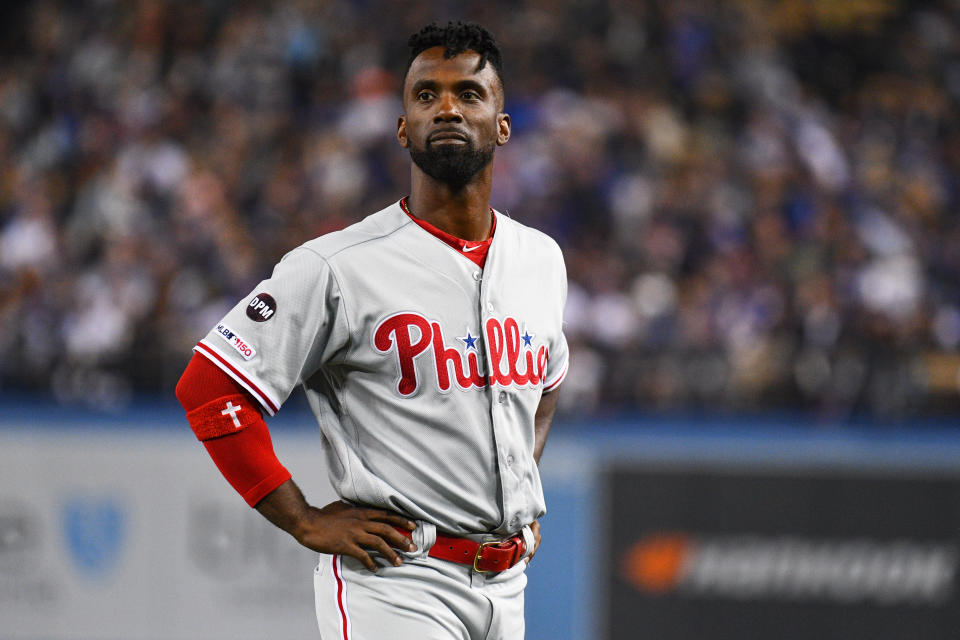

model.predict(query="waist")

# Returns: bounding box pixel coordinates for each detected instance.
[394,526,527,573]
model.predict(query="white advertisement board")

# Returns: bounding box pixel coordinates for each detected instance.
[0,422,337,640]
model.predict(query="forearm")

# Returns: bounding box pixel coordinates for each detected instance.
[254,478,313,541]
[176,353,291,506]
[533,388,559,464]
[526,390,558,566]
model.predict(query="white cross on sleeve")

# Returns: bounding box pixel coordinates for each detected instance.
[221,401,242,428]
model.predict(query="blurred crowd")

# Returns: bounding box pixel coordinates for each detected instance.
[2,0,960,419]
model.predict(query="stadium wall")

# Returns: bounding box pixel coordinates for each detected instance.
[1,405,959,640]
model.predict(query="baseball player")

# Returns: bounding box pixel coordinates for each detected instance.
[175,21,567,639]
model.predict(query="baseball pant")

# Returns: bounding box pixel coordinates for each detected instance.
[314,524,527,640]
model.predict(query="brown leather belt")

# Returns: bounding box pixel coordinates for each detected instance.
[395,527,526,573]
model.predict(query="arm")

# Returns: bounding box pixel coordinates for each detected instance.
[533,387,560,464]
[176,354,415,572]
[527,387,560,563]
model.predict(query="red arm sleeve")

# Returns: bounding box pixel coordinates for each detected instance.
[175,353,291,507]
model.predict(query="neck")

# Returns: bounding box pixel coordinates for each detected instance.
[406,165,493,241]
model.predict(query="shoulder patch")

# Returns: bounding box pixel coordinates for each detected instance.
[247,293,276,322]
[215,323,257,360]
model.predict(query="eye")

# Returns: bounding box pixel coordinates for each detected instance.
[461,91,480,101]
[416,91,434,101]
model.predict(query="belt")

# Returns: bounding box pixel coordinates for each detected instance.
[394,527,527,573]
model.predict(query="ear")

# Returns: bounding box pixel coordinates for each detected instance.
[497,113,511,146]
[397,115,408,148]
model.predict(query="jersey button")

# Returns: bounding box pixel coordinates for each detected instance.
[498,391,506,403]
[472,271,481,281]
[506,455,514,467]
[487,302,494,312]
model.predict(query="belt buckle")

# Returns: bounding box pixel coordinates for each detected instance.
[473,540,499,573]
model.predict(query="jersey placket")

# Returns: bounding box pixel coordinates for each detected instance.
[476,242,525,534]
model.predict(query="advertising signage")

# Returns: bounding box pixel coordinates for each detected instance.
[605,464,960,639]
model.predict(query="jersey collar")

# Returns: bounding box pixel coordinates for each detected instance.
[400,197,496,269]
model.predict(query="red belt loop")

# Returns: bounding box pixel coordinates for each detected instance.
[394,527,526,573]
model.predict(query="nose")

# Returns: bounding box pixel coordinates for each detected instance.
[434,93,462,122]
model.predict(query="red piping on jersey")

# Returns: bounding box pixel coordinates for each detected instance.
[195,341,280,415]
[333,555,350,639]
[543,362,568,392]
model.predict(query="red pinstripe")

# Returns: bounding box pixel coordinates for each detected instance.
[331,555,350,639]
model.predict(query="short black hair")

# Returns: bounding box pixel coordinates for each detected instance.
[404,21,504,89]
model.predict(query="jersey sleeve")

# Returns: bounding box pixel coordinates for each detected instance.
[175,353,292,506]
[194,247,349,415]
[542,242,569,392]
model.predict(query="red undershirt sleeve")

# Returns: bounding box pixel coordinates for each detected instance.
[175,353,291,507]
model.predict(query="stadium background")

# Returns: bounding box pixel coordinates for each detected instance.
[2,1,960,638]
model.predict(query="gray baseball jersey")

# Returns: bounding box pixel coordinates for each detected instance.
[194,200,568,536]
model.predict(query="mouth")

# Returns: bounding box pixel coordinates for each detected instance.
[428,130,469,144]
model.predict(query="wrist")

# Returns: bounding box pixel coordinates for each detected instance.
[290,506,320,544]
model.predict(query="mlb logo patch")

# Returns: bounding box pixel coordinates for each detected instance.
[216,323,257,360]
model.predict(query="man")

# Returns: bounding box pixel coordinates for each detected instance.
[175,21,568,639]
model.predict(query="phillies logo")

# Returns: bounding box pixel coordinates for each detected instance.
[373,312,548,396]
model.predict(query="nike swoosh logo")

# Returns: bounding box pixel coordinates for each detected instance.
[462,245,482,252]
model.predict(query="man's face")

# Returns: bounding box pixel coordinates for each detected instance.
[398,47,510,188]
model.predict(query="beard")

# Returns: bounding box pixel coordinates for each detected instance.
[409,137,495,188]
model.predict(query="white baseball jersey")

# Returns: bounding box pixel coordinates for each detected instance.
[194,200,568,536]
